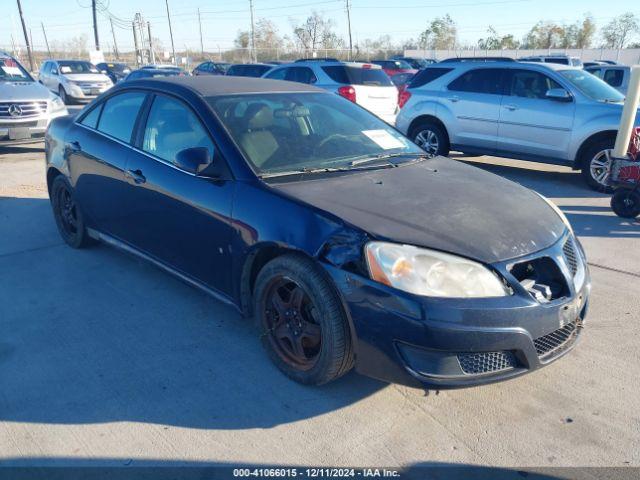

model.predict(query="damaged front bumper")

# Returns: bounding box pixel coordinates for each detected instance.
[322,233,591,389]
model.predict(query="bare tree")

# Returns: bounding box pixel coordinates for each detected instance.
[292,11,342,51]
[602,12,639,49]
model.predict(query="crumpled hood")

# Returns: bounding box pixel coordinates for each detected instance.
[63,73,110,83]
[0,81,52,101]
[269,157,566,263]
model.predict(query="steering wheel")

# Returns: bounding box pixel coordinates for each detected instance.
[315,133,351,151]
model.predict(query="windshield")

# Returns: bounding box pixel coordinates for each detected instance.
[58,61,99,74]
[208,92,423,176]
[0,57,33,82]
[106,63,130,73]
[560,69,624,102]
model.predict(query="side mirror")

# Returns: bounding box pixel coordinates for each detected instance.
[546,88,572,102]
[175,147,214,176]
[51,68,58,75]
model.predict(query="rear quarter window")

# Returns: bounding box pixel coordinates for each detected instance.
[409,68,453,88]
[321,66,392,86]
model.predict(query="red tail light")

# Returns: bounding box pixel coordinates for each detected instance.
[398,86,411,109]
[338,85,357,103]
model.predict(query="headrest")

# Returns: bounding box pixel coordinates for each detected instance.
[244,103,273,130]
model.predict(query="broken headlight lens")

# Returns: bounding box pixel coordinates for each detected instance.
[365,242,509,298]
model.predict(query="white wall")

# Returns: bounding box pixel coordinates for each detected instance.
[404,48,640,65]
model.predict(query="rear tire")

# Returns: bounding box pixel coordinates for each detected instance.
[410,120,450,157]
[580,138,614,192]
[611,189,640,219]
[253,254,354,385]
[50,176,94,249]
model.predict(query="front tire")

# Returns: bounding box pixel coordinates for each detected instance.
[50,176,93,248]
[410,120,450,157]
[58,85,70,105]
[611,189,640,219]
[581,138,614,192]
[254,254,354,385]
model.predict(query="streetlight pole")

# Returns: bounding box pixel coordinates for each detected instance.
[165,0,176,65]
[249,0,257,63]
[91,0,100,50]
[16,0,34,71]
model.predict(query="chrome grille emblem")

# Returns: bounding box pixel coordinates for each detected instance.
[8,104,23,117]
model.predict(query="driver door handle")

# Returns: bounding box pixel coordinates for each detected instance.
[504,104,518,111]
[67,141,82,152]
[448,96,460,103]
[125,169,146,184]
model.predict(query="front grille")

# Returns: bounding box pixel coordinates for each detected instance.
[534,320,581,359]
[0,101,48,118]
[563,236,579,277]
[458,351,518,375]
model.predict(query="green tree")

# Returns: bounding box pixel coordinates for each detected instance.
[419,15,457,50]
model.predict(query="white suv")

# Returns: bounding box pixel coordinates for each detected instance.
[262,60,399,124]
[39,60,112,104]
[0,52,68,145]
[396,61,637,190]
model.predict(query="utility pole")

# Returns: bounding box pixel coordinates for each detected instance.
[345,0,353,61]
[165,0,176,65]
[132,21,140,67]
[16,0,34,71]
[249,0,256,63]
[198,8,204,57]
[109,17,119,59]
[91,0,100,51]
[41,22,51,58]
[147,22,155,64]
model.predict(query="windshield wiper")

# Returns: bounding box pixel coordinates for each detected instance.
[260,166,350,178]
[349,152,428,167]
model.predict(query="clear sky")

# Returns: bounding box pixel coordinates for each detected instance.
[3,0,639,53]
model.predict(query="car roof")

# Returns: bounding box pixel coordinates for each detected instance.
[128,75,325,96]
[289,60,383,69]
[229,63,273,67]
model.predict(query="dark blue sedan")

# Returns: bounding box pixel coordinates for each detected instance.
[45,76,590,388]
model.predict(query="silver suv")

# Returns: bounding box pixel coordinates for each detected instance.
[0,52,68,146]
[38,59,112,104]
[395,61,635,190]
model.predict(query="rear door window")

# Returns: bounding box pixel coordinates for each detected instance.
[448,68,504,95]
[285,67,317,84]
[96,91,147,143]
[409,67,453,88]
[603,69,624,87]
[265,68,288,80]
[321,66,392,86]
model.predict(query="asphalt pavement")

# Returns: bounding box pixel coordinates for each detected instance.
[1,142,638,469]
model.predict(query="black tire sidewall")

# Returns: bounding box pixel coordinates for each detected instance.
[581,139,614,192]
[411,121,449,157]
[611,189,640,218]
[58,86,69,105]
[253,254,353,385]
[51,176,90,248]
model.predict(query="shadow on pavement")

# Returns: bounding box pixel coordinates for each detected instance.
[0,144,44,155]
[0,196,385,431]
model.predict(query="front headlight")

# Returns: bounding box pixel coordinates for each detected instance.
[536,193,573,234]
[365,242,510,298]
[50,95,66,112]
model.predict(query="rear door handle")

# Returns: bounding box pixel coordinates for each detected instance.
[504,104,518,111]
[448,96,460,103]
[125,169,146,184]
